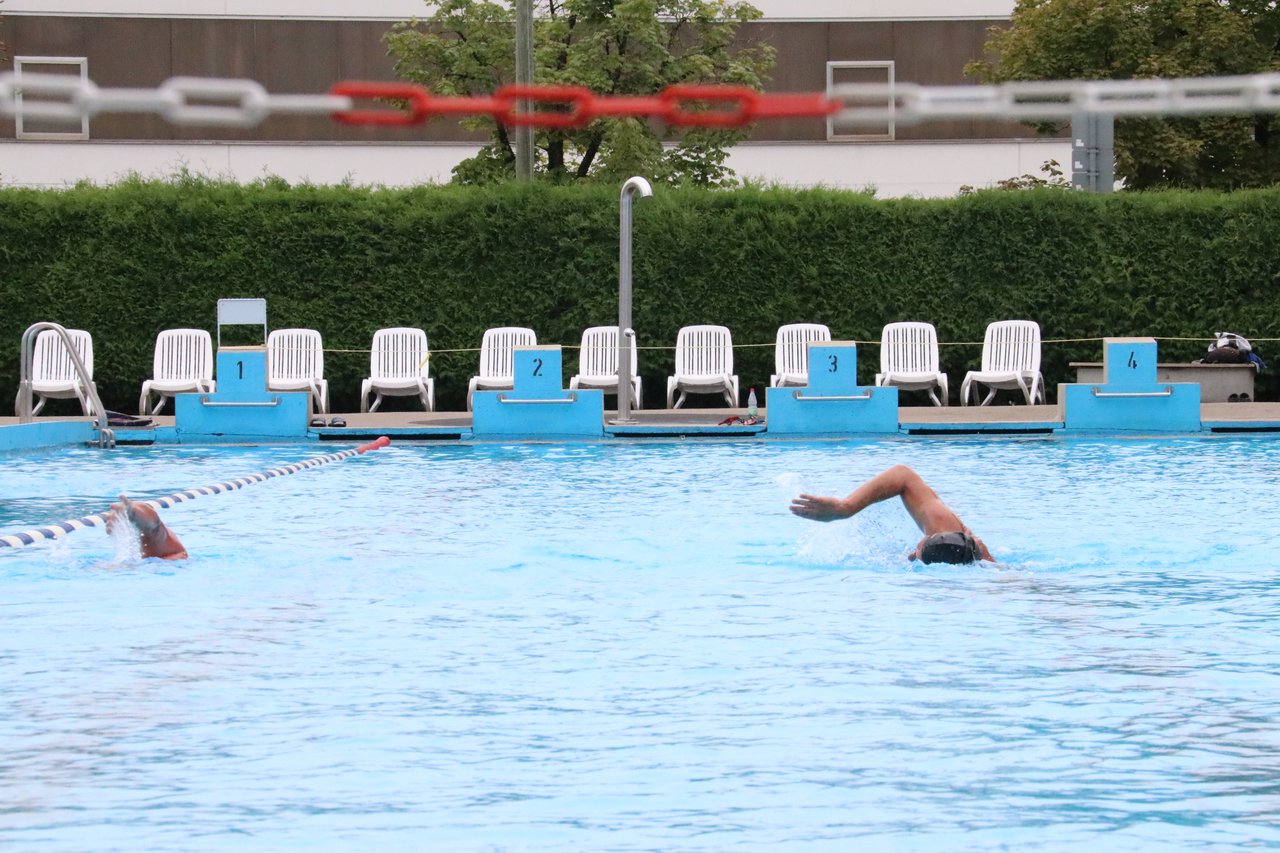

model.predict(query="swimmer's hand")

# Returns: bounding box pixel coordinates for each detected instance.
[789,493,851,522]
[106,494,132,534]
[108,494,157,531]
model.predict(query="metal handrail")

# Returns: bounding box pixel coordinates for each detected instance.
[17,321,115,448]
[1091,386,1175,398]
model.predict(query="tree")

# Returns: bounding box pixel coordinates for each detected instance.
[968,0,1280,190]
[385,0,774,186]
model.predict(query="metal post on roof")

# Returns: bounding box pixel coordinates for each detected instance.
[514,0,535,181]
[611,176,653,425]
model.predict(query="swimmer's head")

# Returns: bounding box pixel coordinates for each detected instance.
[918,531,979,565]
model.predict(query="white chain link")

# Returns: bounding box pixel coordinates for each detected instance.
[0,72,353,127]
[832,73,1280,126]
[3,70,1280,128]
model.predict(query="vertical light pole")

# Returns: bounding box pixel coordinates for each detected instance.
[612,176,653,425]
[514,0,535,181]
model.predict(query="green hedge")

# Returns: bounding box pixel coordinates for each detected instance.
[3,177,1277,414]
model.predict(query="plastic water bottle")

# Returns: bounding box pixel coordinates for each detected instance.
[747,387,758,419]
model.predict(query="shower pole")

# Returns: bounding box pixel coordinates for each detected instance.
[612,176,652,425]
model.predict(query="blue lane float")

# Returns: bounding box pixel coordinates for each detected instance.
[1061,337,1201,432]
[766,341,899,435]
[0,436,390,550]
[471,346,605,438]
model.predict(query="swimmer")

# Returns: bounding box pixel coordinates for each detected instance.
[789,464,993,564]
[106,494,188,560]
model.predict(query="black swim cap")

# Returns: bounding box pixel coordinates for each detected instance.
[919,531,979,565]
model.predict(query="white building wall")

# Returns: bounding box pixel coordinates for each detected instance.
[0,139,1070,197]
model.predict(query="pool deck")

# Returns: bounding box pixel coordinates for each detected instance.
[6,401,1280,445]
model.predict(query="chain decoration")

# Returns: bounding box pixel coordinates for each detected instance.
[328,81,838,128]
[831,73,1280,126]
[3,71,1280,129]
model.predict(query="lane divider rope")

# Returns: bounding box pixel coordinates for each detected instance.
[0,435,391,551]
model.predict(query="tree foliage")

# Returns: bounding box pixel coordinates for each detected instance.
[969,0,1280,190]
[385,0,774,187]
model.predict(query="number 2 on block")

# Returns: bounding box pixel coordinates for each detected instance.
[532,358,543,377]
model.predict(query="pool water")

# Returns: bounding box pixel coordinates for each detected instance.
[2,437,1278,851]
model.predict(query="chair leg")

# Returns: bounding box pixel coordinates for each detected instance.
[32,396,45,417]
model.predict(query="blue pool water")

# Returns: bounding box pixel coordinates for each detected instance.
[2,437,1279,851]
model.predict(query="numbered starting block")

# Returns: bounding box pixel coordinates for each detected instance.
[766,341,899,435]
[175,346,310,439]
[471,346,604,437]
[175,299,310,439]
[1061,337,1201,432]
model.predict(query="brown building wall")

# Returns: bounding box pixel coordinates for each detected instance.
[1,15,1036,143]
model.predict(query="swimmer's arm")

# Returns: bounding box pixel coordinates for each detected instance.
[789,493,854,522]
[109,495,188,560]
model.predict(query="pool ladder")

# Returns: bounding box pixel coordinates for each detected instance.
[16,321,115,448]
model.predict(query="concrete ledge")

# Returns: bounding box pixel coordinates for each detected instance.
[0,419,96,452]
[1072,362,1255,404]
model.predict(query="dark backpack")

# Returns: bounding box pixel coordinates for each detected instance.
[1201,332,1255,365]
[1202,345,1250,364]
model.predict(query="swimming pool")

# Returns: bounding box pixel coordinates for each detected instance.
[2,437,1278,850]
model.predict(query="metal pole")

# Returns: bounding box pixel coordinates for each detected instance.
[612,176,653,425]
[514,0,535,181]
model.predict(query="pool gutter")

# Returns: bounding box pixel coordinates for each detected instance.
[4,402,1280,452]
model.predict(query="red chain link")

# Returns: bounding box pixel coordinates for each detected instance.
[329,81,839,128]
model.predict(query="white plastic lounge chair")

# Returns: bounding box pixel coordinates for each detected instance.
[467,326,537,411]
[876,321,949,406]
[29,328,97,416]
[360,327,435,413]
[771,323,831,387]
[569,325,642,409]
[960,320,1045,405]
[139,328,215,415]
[267,328,329,414]
[666,324,739,408]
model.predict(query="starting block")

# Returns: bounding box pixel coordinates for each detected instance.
[766,341,899,435]
[175,346,310,439]
[175,300,309,439]
[1061,337,1200,432]
[471,346,604,437]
